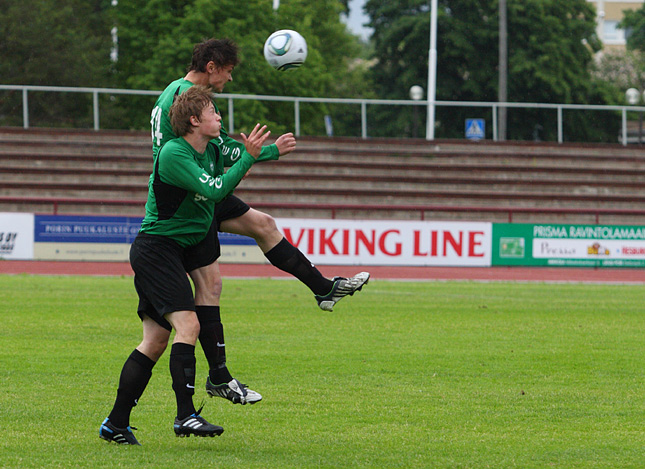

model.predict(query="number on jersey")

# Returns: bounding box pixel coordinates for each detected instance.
[151,106,164,146]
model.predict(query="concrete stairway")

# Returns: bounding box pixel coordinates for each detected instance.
[1,127,645,224]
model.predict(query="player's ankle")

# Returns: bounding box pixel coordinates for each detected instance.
[209,367,233,384]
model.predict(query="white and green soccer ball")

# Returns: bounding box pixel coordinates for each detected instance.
[263,29,308,71]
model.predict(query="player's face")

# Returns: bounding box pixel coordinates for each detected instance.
[208,63,234,93]
[198,102,222,138]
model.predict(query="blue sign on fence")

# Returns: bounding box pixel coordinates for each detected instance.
[465,118,485,140]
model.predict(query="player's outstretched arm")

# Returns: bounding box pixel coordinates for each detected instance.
[241,124,271,159]
[216,124,281,166]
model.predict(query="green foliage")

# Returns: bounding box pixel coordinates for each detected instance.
[0,0,113,87]
[364,0,621,141]
[592,49,645,92]
[622,4,645,53]
[0,0,370,132]
[0,0,633,140]
[108,0,372,135]
[0,0,114,127]
[2,275,645,467]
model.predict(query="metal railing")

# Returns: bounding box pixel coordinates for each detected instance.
[1,84,644,145]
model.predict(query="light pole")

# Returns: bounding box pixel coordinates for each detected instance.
[410,85,424,138]
[498,0,507,141]
[426,0,438,141]
[626,88,645,144]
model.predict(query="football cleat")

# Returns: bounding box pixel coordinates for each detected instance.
[173,408,224,438]
[99,418,141,445]
[206,377,262,405]
[315,272,370,312]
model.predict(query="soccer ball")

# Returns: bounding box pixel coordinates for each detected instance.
[263,30,308,71]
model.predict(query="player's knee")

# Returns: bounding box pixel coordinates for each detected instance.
[168,311,201,344]
[252,212,278,240]
[140,336,169,361]
[150,341,168,361]
[184,316,201,342]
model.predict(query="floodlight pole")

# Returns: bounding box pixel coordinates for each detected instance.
[498,0,507,141]
[426,0,438,140]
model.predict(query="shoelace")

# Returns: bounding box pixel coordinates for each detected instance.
[337,280,358,294]
[237,381,250,391]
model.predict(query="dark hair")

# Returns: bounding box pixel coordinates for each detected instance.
[189,38,239,72]
[169,85,214,136]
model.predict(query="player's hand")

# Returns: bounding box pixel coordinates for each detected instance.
[241,124,271,159]
[275,132,296,156]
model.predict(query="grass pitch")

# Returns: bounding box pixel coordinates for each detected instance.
[1,274,644,467]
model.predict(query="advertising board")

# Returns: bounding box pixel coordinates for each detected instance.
[493,223,645,267]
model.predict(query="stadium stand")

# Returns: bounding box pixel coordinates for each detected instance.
[1,126,645,225]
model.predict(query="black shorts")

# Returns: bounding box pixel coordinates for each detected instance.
[215,194,251,230]
[182,195,251,272]
[182,219,221,273]
[130,233,196,331]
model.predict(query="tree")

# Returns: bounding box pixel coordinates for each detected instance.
[0,0,114,127]
[107,0,372,135]
[592,49,645,93]
[622,4,645,53]
[364,0,621,142]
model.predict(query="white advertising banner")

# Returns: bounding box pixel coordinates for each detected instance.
[533,238,645,260]
[275,218,492,266]
[0,212,34,260]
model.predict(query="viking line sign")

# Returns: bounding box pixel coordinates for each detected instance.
[277,219,492,266]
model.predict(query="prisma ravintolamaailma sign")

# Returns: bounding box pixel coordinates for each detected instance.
[493,223,645,267]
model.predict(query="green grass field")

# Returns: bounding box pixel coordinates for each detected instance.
[1,274,645,467]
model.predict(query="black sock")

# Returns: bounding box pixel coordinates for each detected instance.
[108,349,156,428]
[264,237,333,296]
[196,306,233,384]
[169,342,196,420]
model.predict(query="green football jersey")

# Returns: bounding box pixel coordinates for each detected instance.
[151,78,279,165]
[140,137,255,247]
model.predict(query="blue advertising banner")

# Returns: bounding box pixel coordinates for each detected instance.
[32,214,260,262]
[35,215,256,245]
[218,231,257,245]
[34,215,143,244]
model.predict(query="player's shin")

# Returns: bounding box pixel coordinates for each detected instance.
[196,305,233,384]
[169,342,197,420]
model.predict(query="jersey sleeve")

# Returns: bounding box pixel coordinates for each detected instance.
[158,141,255,203]
[216,126,279,167]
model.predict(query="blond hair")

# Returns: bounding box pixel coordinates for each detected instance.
[169,85,214,136]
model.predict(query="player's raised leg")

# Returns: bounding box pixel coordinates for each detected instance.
[220,206,370,311]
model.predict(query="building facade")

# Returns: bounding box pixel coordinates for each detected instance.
[588,0,644,49]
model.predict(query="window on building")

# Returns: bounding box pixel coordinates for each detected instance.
[603,20,626,44]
